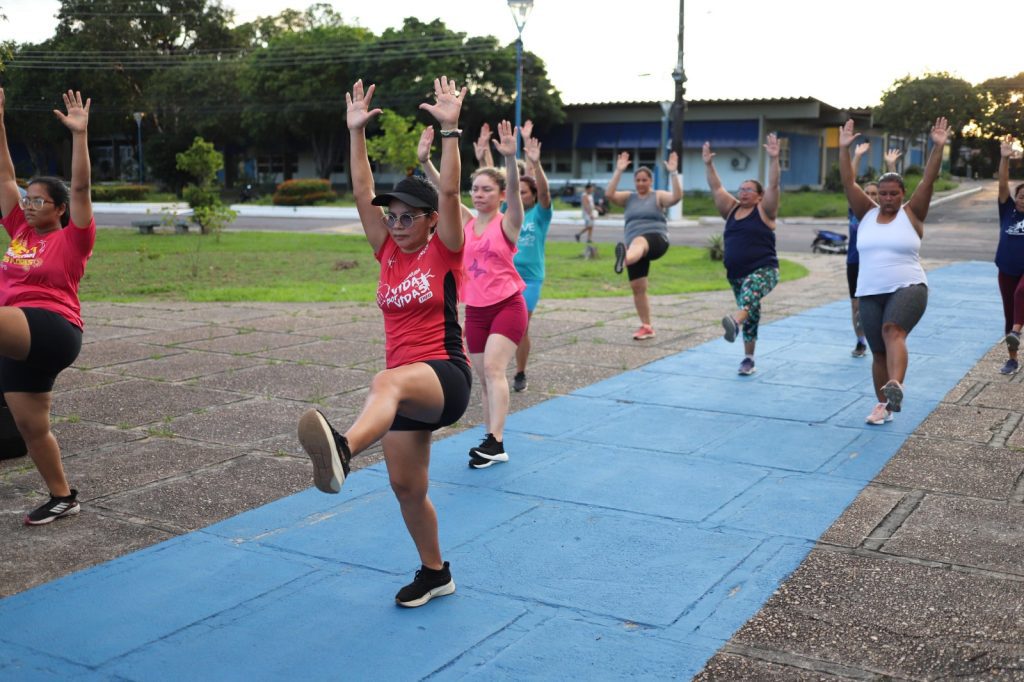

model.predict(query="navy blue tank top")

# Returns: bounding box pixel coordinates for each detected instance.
[723,206,778,280]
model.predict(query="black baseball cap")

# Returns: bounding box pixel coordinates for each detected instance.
[371,176,438,212]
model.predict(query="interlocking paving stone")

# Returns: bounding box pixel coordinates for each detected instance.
[179,330,315,355]
[165,397,308,446]
[112,350,263,381]
[194,361,371,401]
[52,379,242,427]
[876,437,1024,498]
[75,339,182,369]
[817,484,906,547]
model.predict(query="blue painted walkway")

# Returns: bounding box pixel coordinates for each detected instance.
[0,262,1000,680]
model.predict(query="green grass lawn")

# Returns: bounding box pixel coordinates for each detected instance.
[82,229,808,303]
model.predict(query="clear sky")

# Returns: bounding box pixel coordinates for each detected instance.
[2,0,1019,108]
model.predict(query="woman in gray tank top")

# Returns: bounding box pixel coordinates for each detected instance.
[605,151,682,340]
[839,117,950,426]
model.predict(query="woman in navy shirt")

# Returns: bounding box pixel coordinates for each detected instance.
[996,135,1024,375]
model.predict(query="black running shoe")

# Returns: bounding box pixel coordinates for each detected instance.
[395,561,455,608]
[1006,331,1021,352]
[614,242,626,274]
[298,409,352,493]
[512,371,527,392]
[882,380,904,413]
[24,489,80,526]
[468,433,508,469]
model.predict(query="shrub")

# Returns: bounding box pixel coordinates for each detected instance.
[273,178,337,206]
[92,184,152,201]
[903,165,923,176]
[706,233,724,261]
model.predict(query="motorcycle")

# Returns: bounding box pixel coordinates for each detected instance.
[811,229,848,255]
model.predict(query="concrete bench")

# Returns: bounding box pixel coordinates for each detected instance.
[132,219,191,234]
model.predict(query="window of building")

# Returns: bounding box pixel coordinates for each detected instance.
[257,154,298,177]
[595,149,615,174]
[778,137,791,171]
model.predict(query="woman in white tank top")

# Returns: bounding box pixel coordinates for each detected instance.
[838,117,951,426]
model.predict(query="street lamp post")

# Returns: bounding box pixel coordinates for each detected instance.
[132,112,144,184]
[659,101,672,190]
[507,0,534,158]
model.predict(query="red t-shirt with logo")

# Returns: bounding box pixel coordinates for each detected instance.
[0,204,95,329]
[375,233,467,369]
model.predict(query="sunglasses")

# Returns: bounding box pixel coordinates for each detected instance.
[19,196,55,210]
[382,212,430,229]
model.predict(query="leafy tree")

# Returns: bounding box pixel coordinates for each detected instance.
[176,136,235,235]
[977,72,1024,138]
[365,110,422,175]
[874,72,982,141]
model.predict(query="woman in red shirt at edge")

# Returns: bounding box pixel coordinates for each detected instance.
[0,88,96,526]
[297,77,470,608]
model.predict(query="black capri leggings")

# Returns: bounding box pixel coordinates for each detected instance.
[390,359,472,432]
[0,307,83,393]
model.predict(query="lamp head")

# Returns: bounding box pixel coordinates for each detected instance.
[507,0,534,33]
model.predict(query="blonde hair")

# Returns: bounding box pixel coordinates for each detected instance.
[470,167,506,191]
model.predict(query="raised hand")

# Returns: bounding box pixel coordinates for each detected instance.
[419,75,466,130]
[521,119,534,143]
[838,119,859,148]
[492,119,518,158]
[1000,135,1015,159]
[763,132,780,158]
[417,126,434,164]
[663,150,679,173]
[615,151,631,172]
[929,117,951,147]
[884,148,902,165]
[854,142,870,157]
[702,141,715,164]
[346,80,382,130]
[524,135,542,165]
[53,90,90,134]
[473,123,491,164]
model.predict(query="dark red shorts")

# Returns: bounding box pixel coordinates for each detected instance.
[464,293,528,353]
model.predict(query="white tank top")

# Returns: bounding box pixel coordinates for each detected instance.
[854,206,927,297]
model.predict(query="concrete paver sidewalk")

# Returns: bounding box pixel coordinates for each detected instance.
[1,257,1023,680]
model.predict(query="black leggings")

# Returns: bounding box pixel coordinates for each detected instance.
[626,232,670,281]
[0,308,82,393]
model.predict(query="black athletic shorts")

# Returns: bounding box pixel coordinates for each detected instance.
[626,232,670,281]
[390,359,472,432]
[0,307,83,393]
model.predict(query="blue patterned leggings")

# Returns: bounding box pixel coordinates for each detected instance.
[729,266,780,342]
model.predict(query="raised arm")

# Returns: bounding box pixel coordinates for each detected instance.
[523,135,551,209]
[346,80,387,252]
[493,120,522,243]
[473,122,494,169]
[906,117,950,225]
[656,151,682,209]
[0,88,20,217]
[419,76,467,252]
[605,152,633,206]
[883,147,902,173]
[838,120,875,221]
[760,133,781,222]
[51,90,93,228]
[419,124,472,225]
[851,142,869,178]
[998,136,1014,204]
[702,142,739,218]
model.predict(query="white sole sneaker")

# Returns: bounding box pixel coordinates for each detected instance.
[298,409,346,493]
[881,381,903,413]
[396,579,456,608]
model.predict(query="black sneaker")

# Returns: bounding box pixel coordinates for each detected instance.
[24,489,80,526]
[513,371,527,392]
[395,561,455,608]
[1006,331,1021,352]
[468,433,508,469]
[851,342,867,358]
[298,409,351,493]
[614,242,626,274]
[882,380,904,413]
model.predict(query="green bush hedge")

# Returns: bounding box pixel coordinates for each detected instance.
[272,179,337,206]
[92,184,152,201]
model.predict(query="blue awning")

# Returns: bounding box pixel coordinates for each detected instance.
[575,120,758,149]
[682,120,759,148]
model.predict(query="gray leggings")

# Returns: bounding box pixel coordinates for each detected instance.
[858,284,928,353]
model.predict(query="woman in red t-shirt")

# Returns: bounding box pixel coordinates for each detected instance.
[297,77,469,608]
[0,88,96,525]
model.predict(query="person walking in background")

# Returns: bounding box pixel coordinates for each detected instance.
[847,145,900,358]
[704,135,782,376]
[995,135,1024,375]
[839,117,950,425]
[511,125,553,393]
[298,77,470,608]
[0,88,96,525]
[605,151,682,340]
[575,182,596,244]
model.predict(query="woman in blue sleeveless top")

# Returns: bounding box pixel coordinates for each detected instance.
[703,134,782,376]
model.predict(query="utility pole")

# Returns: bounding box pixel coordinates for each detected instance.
[670,0,686,160]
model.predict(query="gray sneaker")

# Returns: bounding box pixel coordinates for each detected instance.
[737,357,756,375]
[513,371,527,392]
[1000,358,1019,375]
[881,380,903,413]
[722,316,739,343]
[1006,332,1021,352]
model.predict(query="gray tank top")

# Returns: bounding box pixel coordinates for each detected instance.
[623,191,668,244]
